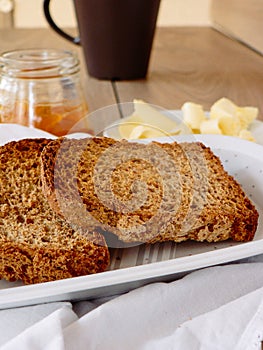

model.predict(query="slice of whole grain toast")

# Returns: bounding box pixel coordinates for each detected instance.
[0,138,109,284]
[40,136,259,244]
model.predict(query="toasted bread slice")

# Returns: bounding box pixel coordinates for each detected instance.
[0,138,109,284]
[40,137,258,244]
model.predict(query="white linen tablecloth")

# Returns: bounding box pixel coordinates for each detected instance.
[1,258,263,350]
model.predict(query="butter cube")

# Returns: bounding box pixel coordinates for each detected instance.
[200,119,222,135]
[236,106,258,129]
[210,97,237,120]
[182,102,206,132]
[238,129,256,142]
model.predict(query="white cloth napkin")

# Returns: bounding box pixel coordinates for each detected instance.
[1,262,263,350]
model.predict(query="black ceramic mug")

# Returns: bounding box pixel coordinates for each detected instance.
[43,0,161,80]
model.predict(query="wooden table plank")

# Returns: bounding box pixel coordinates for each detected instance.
[115,27,263,120]
[0,28,116,113]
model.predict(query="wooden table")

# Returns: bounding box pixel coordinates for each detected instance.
[118,27,263,117]
[1,26,263,123]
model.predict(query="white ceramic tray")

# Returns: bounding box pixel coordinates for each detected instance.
[0,124,262,309]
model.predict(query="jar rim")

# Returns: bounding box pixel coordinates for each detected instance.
[0,48,80,78]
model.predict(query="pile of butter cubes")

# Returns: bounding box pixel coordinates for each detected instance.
[117,98,258,142]
[182,97,258,142]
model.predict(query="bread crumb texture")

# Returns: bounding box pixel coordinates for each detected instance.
[0,139,110,284]
[41,137,259,244]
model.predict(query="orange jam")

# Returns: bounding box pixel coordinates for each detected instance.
[0,100,93,136]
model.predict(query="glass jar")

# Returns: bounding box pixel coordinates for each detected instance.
[0,48,91,136]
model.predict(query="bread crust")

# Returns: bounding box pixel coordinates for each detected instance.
[0,138,110,284]
[40,137,259,244]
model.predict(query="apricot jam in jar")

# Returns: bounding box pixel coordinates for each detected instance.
[0,49,91,136]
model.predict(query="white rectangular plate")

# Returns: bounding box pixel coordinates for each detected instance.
[0,125,262,309]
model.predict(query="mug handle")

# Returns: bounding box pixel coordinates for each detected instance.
[43,0,81,45]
